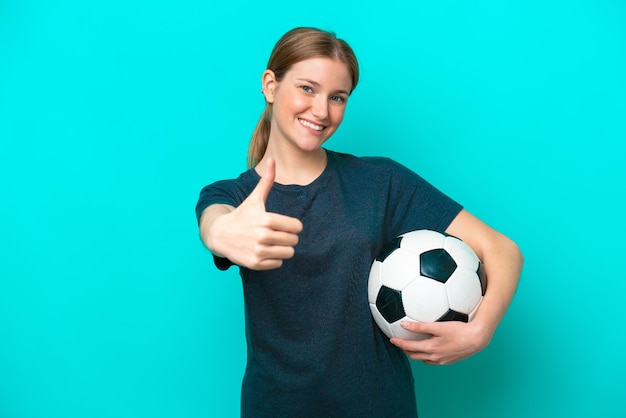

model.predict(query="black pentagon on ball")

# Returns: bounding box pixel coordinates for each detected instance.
[375,285,405,323]
[419,248,457,283]
[375,236,403,262]
[438,309,469,323]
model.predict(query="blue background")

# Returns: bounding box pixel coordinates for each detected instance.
[1,1,625,417]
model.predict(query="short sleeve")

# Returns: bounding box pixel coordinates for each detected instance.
[195,172,256,271]
[196,180,241,224]
[383,158,463,235]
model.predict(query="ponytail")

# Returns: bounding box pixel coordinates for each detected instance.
[247,106,272,168]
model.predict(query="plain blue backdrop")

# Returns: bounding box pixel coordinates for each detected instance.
[1,1,625,417]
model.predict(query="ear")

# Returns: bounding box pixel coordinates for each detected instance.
[261,69,277,103]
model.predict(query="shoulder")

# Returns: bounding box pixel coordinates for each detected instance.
[200,169,257,196]
[195,169,257,220]
[327,150,418,181]
[327,150,407,173]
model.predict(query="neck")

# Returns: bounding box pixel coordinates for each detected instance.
[256,147,327,186]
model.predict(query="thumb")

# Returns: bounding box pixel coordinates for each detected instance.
[249,157,276,205]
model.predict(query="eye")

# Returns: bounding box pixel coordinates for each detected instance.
[330,95,347,104]
[300,85,314,93]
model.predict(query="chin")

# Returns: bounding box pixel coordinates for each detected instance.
[298,142,327,153]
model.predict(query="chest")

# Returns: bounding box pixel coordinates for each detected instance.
[266,182,387,272]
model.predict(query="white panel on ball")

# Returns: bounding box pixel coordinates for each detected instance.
[401,277,449,322]
[443,236,480,271]
[380,248,421,290]
[468,299,482,321]
[445,268,483,314]
[367,260,383,304]
[400,229,446,253]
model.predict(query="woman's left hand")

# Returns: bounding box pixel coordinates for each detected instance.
[389,320,491,365]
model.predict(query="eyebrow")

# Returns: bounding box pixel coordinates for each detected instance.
[296,78,350,96]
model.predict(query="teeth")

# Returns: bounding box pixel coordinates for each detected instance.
[299,118,324,131]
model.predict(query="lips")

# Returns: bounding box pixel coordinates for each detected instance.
[298,118,325,131]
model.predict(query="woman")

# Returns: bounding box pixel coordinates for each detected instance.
[196,27,523,418]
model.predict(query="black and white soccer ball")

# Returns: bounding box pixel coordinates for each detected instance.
[368,230,487,340]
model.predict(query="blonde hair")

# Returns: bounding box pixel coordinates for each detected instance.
[247,27,360,168]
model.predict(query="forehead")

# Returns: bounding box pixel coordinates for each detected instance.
[285,57,352,92]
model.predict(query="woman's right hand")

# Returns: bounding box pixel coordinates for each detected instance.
[199,158,303,270]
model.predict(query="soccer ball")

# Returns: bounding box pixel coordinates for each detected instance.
[368,229,487,340]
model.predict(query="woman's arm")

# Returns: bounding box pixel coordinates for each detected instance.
[199,203,236,259]
[198,158,303,271]
[446,209,523,341]
[390,209,523,364]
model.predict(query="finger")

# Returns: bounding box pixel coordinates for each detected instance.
[389,339,438,363]
[253,258,285,271]
[248,244,298,270]
[389,337,428,353]
[257,244,297,261]
[249,157,276,205]
[264,212,304,234]
[389,342,428,360]
[401,321,439,336]
[257,229,300,247]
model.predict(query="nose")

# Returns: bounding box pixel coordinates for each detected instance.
[311,95,329,121]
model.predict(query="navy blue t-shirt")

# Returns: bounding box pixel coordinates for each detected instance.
[195,150,462,417]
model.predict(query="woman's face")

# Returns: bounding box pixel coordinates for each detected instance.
[263,57,353,155]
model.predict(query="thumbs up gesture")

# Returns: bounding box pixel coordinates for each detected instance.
[200,158,304,270]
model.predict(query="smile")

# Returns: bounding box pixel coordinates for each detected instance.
[298,118,324,131]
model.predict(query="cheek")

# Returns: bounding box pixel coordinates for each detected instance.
[331,107,346,125]
[290,95,310,111]
[274,91,307,114]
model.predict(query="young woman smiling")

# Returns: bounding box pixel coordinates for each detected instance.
[196,27,523,418]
